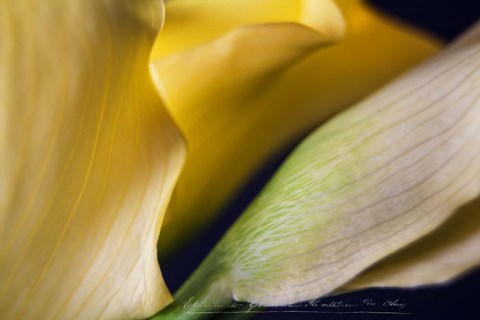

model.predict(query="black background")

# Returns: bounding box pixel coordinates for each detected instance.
[160,1,480,319]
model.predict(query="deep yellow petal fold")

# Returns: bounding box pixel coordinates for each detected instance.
[153,0,441,256]
[152,0,345,58]
[0,1,185,319]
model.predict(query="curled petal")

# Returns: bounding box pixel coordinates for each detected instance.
[152,0,345,58]
[220,20,480,306]
[0,1,185,319]
[153,0,440,255]
[159,21,480,313]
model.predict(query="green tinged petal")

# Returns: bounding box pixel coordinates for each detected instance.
[153,0,441,256]
[0,1,185,319]
[156,21,480,318]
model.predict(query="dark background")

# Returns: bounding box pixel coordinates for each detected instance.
[161,1,480,319]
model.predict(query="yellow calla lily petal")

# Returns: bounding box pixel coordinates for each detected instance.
[153,0,441,256]
[152,0,345,58]
[343,197,480,289]
[0,1,185,319]
[155,21,480,318]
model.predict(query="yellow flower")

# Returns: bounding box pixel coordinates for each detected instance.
[153,0,441,256]
[0,1,184,319]
[2,0,474,319]
[154,19,480,319]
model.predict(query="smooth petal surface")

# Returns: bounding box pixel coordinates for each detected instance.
[152,0,345,58]
[153,0,440,255]
[0,1,185,319]
[343,197,480,289]
[159,21,480,314]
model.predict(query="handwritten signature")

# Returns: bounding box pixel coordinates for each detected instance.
[182,297,408,314]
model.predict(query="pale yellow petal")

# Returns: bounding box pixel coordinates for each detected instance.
[152,0,345,58]
[153,0,440,256]
[343,196,480,289]
[224,21,480,305]
[156,22,480,316]
[0,1,185,319]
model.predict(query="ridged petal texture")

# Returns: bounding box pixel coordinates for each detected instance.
[0,1,185,319]
[344,197,480,289]
[153,0,441,256]
[342,24,480,290]
[170,21,480,308]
